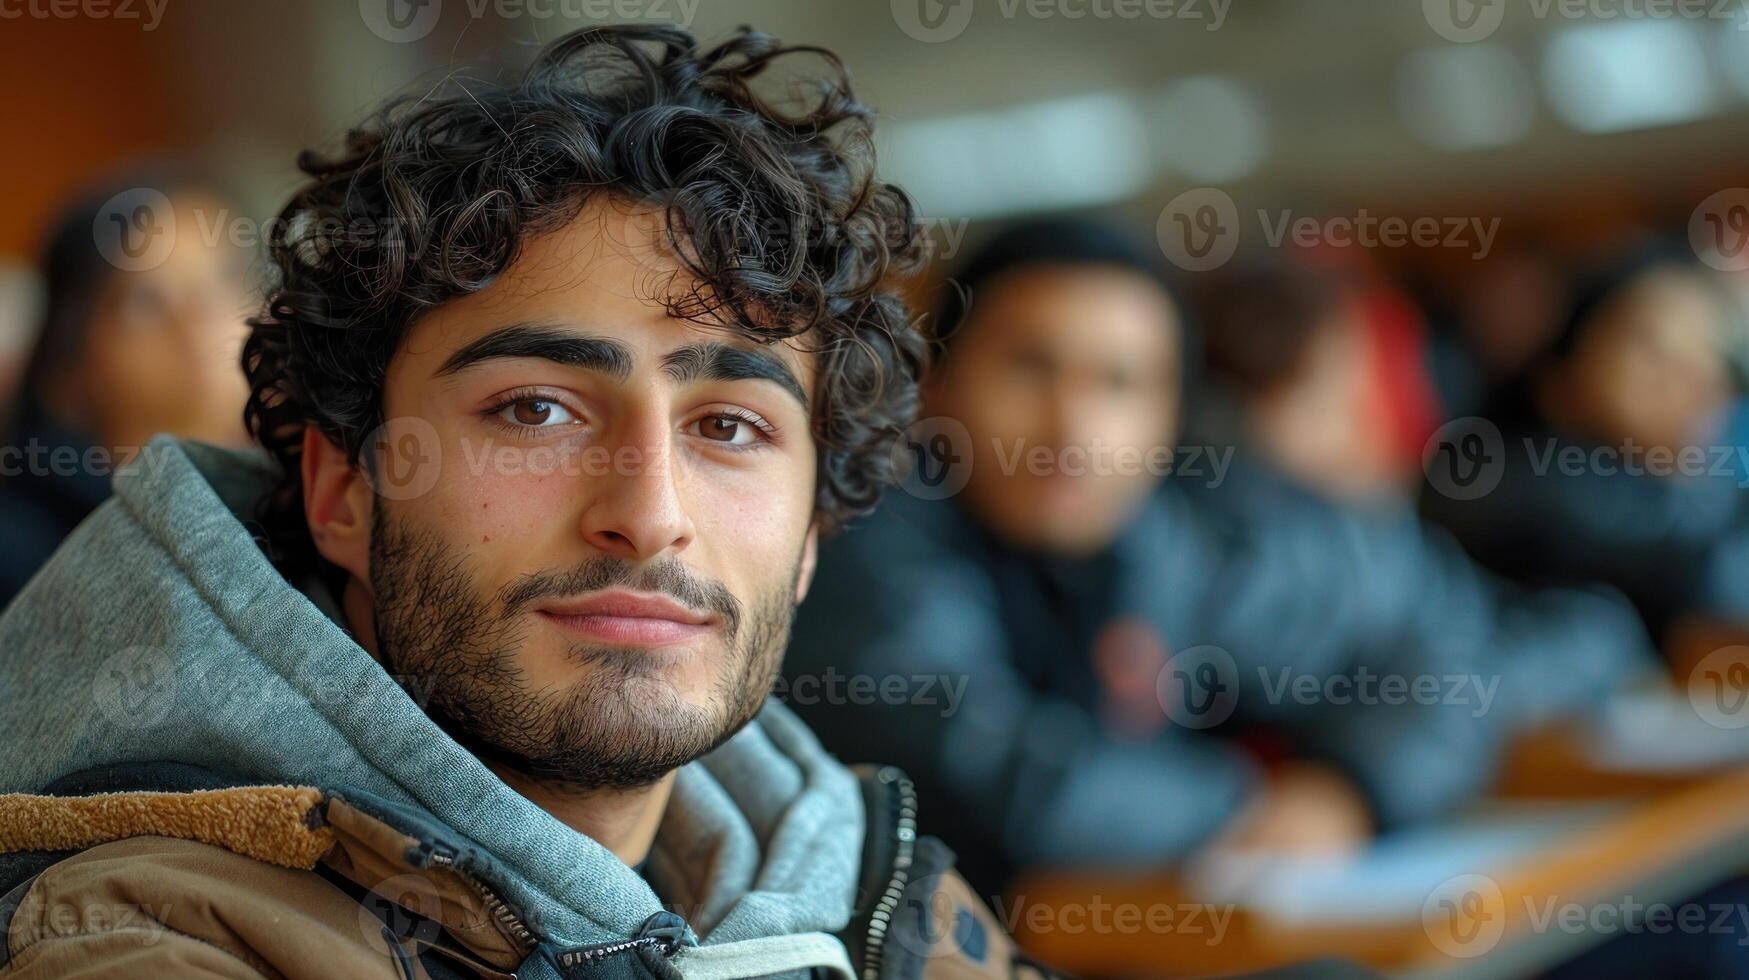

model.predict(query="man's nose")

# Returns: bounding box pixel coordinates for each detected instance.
[1043,379,1100,451]
[577,413,696,561]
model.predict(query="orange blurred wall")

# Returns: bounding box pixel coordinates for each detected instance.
[0,17,181,260]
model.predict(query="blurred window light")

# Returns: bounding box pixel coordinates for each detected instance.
[880,91,1154,220]
[1715,17,1749,100]
[1151,75,1268,182]
[0,263,42,359]
[1542,19,1720,133]
[1395,44,1536,150]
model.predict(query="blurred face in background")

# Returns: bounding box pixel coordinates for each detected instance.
[930,264,1179,556]
[1246,298,1395,500]
[1542,266,1732,455]
[46,193,253,455]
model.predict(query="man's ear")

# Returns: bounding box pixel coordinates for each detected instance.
[793,523,820,605]
[301,425,374,583]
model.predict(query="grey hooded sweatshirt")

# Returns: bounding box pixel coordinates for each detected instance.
[0,437,1001,979]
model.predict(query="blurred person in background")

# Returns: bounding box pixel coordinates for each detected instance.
[785,219,1654,898]
[1184,251,1659,713]
[1421,243,1749,644]
[1185,256,1441,505]
[1420,248,1572,423]
[0,171,253,607]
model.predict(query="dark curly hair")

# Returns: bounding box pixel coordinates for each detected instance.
[243,23,927,566]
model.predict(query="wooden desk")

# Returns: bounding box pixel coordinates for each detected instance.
[1009,769,1749,978]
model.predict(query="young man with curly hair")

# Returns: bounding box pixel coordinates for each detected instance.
[0,25,1053,980]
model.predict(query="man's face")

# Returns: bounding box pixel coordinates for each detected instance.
[931,264,1179,556]
[314,198,819,790]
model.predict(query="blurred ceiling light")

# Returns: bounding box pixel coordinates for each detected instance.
[1151,75,1268,182]
[880,91,1154,219]
[1542,19,1719,133]
[1395,44,1535,150]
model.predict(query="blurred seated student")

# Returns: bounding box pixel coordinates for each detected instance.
[785,219,1654,896]
[1186,257,1443,506]
[1187,254,1658,715]
[1420,248,1571,423]
[0,173,253,607]
[1420,243,1749,644]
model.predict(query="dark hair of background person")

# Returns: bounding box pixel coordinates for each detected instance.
[243,23,929,571]
[933,216,1186,359]
[1192,257,1353,396]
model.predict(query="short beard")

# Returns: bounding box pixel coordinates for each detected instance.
[368,503,794,792]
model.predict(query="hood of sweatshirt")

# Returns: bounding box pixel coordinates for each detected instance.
[0,435,864,959]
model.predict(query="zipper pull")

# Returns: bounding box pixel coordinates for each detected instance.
[547,912,694,974]
[632,910,691,954]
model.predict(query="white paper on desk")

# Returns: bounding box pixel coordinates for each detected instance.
[1182,803,1624,925]
[1582,687,1749,771]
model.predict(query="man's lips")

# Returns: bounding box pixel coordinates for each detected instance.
[535,590,715,647]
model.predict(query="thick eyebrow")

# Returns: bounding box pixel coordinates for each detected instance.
[661,341,810,412]
[437,323,634,380]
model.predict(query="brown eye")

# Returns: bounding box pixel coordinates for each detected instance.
[699,416,740,442]
[513,400,554,425]
[495,398,577,428]
[688,412,767,447]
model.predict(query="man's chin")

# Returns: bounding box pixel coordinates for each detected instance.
[520,637,727,701]
[448,680,735,793]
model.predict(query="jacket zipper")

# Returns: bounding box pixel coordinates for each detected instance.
[428,850,539,949]
[556,935,674,968]
[861,767,917,980]
[428,852,684,973]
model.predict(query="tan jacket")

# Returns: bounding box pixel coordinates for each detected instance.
[0,773,1059,979]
